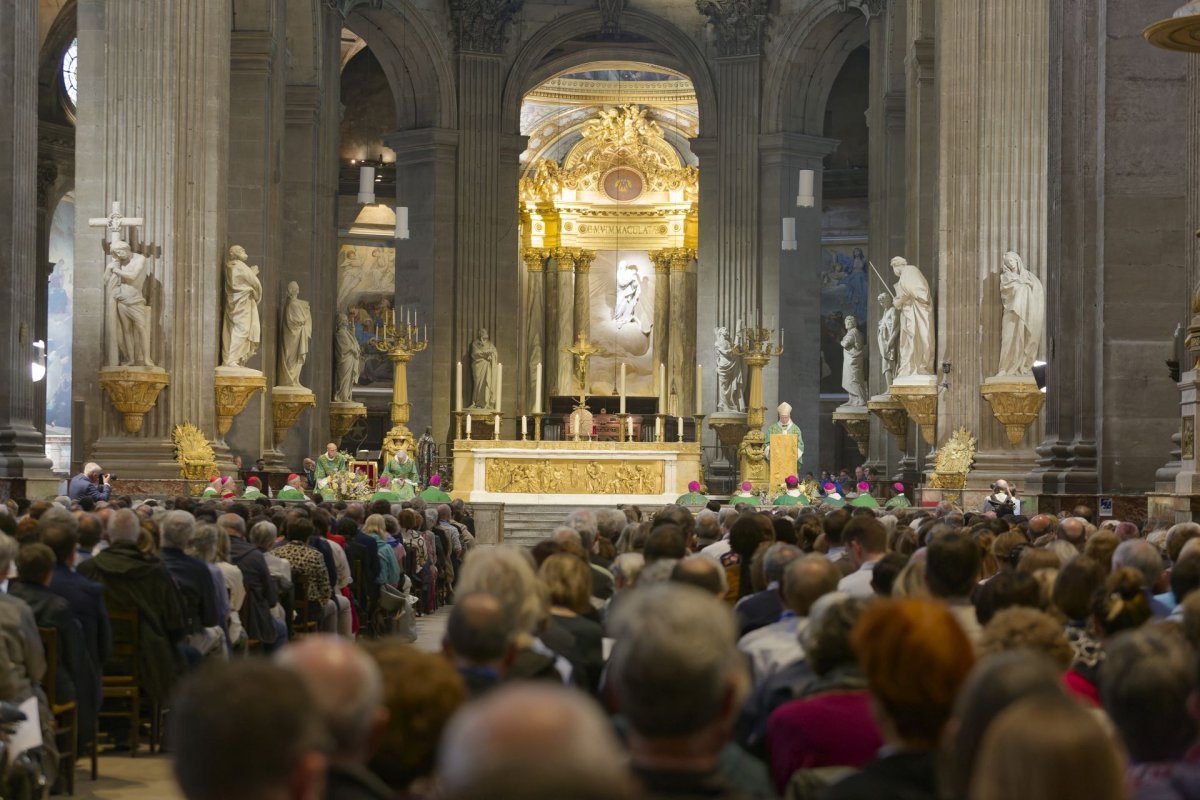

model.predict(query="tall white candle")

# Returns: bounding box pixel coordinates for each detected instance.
[521,415,528,436]
[659,363,666,410]
[655,416,662,441]
[695,364,702,415]
[456,361,463,411]
[466,413,472,433]
[620,363,627,414]
[535,362,543,413]
[496,363,503,411]
[627,416,634,439]
[677,416,683,438]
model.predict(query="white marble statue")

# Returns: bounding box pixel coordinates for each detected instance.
[278,281,312,387]
[469,327,498,409]
[890,256,935,378]
[221,245,263,368]
[613,261,642,329]
[995,251,1045,378]
[840,316,869,407]
[877,292,899,388]
[103,238,155,368]
[714,326,745,413]
[333,312,362,403]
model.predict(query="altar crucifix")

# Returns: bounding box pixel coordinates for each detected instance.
[563,332,608,440]
[88,201,144,243]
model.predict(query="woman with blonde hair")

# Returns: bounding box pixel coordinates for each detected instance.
[539,553,603,693]
[969,696,1126,800]
[364,513,401,587]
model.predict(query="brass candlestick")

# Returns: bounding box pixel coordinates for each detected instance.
[368,310,429,462]
[531,412,544,442]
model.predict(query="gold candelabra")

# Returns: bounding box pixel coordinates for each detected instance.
[369,308,428,461]
[731,318,783,490]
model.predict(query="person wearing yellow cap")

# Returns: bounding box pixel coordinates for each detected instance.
[773,475,810,506]
[676,480,708,506]
[765,401,804,471]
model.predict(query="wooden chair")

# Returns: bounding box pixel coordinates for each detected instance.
[290,571,319,637]
[38,627,80,794]
[98,607,162,757]
[238,593,263,656]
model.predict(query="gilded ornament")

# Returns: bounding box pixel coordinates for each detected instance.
[980,380,1045,446]
[1184,416,1196,461]
[484,458,663,495]
[737,429,769,492]
[98,365,170,434]
[867,395,908,449]
[214,370,267,437]
[832,409,870,458]
[172,422,218,481]
[928,427,976,489]
[329,401,368,441]
[271,389,316,446]
[891,383,938,445]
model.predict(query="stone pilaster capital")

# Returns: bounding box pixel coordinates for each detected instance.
[553,247,577,271]
[838,0,888,19]
[574,249,596,274]
[523,247,548,272]
[449,0,524,54]
[650,250,673,273]
[696,0,770,58]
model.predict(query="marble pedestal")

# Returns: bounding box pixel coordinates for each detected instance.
[981,377,1045,447]
[98,366,171,434]
[214,367,266,438]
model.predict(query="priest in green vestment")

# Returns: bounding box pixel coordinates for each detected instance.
[420,474,452,503]
[773,475,810,507]
[382,449,419,501]
[849,481,880,509]
[886,482,913,509]
[241,476,266,500]
[277,473,307,500]
[314,442,349,489]
[765,402,804,470]
[370,475,401,503]
[676,480,708,506]
[731,480,759,506]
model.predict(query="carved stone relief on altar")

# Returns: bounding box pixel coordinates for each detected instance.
[485,459,663,494]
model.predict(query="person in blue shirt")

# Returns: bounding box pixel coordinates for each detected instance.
[68,463,112,503]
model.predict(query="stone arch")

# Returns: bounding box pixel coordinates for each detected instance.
[345,0,457,131]
[762,2,870,135]
[502,8,717,138]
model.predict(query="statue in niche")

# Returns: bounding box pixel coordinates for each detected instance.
[103,238,155,368]
[840,316,869,407]
[714,326,745,413]
[890,256,935,378]
[876,292,899,388]
[469,327,498,410]
[221,245,262,368]
[278,281,312,387]
[333,312,362,403]
[995,251,1046,378]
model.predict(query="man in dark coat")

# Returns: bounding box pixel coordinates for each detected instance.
[78,509,186,704]
[222,513,283,649]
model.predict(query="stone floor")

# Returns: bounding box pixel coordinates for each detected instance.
[64,606,451,799]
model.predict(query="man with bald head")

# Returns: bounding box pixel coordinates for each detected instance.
[671,556,729,598]
[1058,517,1087,550]
[443,592,517,697]
[1028,513,1058,541]
[739,555,840,685]
[79,508,187,706]
[276,636,391,799]
[437,683,635,800]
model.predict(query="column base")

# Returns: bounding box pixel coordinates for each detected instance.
[0,422,53,477]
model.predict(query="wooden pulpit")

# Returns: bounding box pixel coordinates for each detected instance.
[768,433,799,495]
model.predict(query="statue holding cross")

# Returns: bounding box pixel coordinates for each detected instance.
[89,201,155,367]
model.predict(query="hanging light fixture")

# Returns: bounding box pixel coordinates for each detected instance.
[1144,2,1200,50]
[796,169,815,208]
[357,165,376,205]
[782,217,797,251]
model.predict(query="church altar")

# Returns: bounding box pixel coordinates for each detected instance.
[451,439,701,505]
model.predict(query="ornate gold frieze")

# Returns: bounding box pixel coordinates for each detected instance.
[172,423,218,481]
[1185,416,1196,461]
[484,458,663,495]
[99,366,170,434]
[980,380,1045,446]
[457,440,701,453]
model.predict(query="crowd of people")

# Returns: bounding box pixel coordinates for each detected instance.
[2,489,1200,799]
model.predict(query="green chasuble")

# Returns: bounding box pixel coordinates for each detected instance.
[766,421,804,465]
[370,490,401,503]
[885,495,912,509]
[201,487,219,497]
[277,486,306,500]
[822,496,846,509]
[382,457,419,500]
[773,491,810,507]
[420,486,452,503]
[731,492,760,506]
[241,487,265,500]
[849,494,880,509]
[314,452,348,482]
[676,491,708,505]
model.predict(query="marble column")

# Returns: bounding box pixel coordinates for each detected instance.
[0,0,51,477]
[651,251,672,410]
[385,127,458,442]
[227,3,287,467]
[668,250,698,418]
[573,250,594,356]
[763,133,838,477]
[75,0,233,475]
[866,2,908,477]
[1024,0,1100,495]
[522,248,547,414]
[935,0,1048,489]
[549,250,576,397]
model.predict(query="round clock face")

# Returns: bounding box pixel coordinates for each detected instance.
[603,168,644,203]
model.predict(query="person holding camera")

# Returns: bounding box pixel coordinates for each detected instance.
[68,462,112,503]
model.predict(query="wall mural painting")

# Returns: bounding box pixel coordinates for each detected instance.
[337,241,396,388]
[820,240,868,395]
